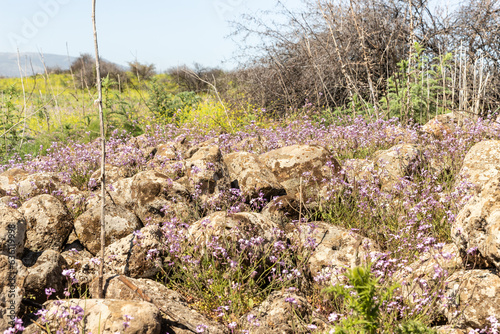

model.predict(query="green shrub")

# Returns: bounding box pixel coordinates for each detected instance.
[323,264,436,334]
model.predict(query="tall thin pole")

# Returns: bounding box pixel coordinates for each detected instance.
[92,0,106,299]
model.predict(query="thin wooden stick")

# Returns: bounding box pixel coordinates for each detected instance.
[91,0,106,299]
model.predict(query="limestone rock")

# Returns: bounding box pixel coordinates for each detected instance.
[259,145,340,199]
[452,176,500,270]
[373,144,423,191]
[434,325,467,334]
[88,164,136,190]
[0,255,27,332]
[74,202,142,255]
[239,291,326,333]
[233,136,266,154]
[456,140,500,195]
[262,195,305,230]
[24,250,68,303]
[24,298,161,334]
[110,170,192,224]
[177,145,231,196]
[442,269,500,329]
[19,195,72,252]
[302,222,379,277]
[104,224,163,278]
[154,142,178,162]
[89,275,227,334]
[0,168,28,196]
[422,112,463,139]
[342,159,378,186]
[223,151,286,200]
[0,207,26,258]
[60,247,97,285]
[188,211,278,244]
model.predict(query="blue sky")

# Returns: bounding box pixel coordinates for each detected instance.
[0,0,306,71]
[0,0,458,72]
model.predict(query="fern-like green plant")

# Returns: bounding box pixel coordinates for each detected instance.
[323,263,436,334]
[379,42,453,124]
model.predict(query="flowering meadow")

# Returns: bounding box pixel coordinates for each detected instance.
[2,105,500,334]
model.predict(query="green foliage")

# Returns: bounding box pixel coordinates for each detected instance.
[0,85,22,162]
[323,264,436,334]
[146,78,201,123]
[99,75,143,136]
[379,42,453,124]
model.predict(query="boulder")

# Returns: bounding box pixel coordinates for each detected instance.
[396,243,463,282]
[23,299,162,334]
[442,269,500,329]
[0,168,28,196]
[154,142,178,162]
[104,224,163,278]
[128,133,157,159]
[110,170,192,224]
[372,144,424,191]
[394,244,463,307]
[24,250,68,303]
[302,222,379,277]
[239,291,326,333]
[258,145,340,199]
[177,145,231,196]
[60,247,97,285]
[19,195,72,252]
[342,159,378,186]
[188,211,278,244]
[233,136,266,154]
[0,197,16,209]
[452,175,500,270]
[74,202,142,255]
[422,112,463,139]
[262,195,305,230]
[89,275,227,334]
[456,140,500,195]
[88,164,136,190]
[0,255,27,332]
[0,207,26,258]
[434,326,467,334]
[223,151,286,200]
[16,172,86,213]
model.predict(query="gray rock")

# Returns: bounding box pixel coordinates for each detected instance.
[259,145,340,200]
[0,255,27,332]
[23,298,162,334]
[104,224,163,278]
[442,269,500,329]
[89,275,227,334]
[110,170,192,224]
[74,201,142,255]
[19,195,72,252]
[223,151,286,200]
[456,140,500,195]
[0,207,26,258]
[372,144,424,191]
[24,250,68,303]
[239,291,326,333]
[452,175,500,270]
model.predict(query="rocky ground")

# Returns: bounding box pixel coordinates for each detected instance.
[1,113,500,333]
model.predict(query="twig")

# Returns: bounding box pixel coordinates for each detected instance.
[91,0,106,300]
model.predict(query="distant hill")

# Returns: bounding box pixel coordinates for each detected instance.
[0,52,126,78]
[0,52,78,78]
